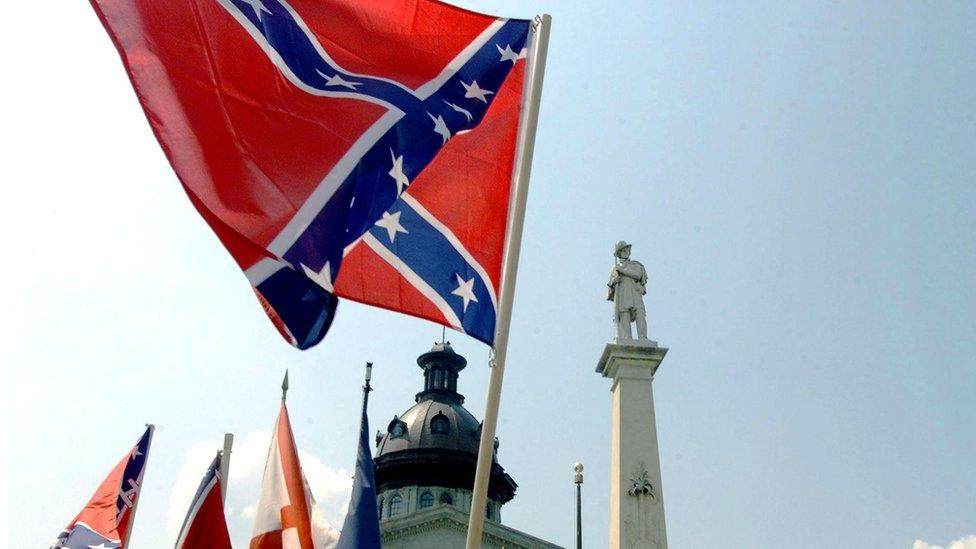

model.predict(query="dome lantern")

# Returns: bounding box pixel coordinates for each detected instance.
[415,341,467,404]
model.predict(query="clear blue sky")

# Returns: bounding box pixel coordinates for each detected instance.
[4,1,974,547]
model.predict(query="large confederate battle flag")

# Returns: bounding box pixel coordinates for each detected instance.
[90,0,532,349]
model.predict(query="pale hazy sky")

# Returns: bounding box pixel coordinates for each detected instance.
[4,1,975,548]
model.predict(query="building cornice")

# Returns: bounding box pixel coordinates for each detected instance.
[380,505,563,548]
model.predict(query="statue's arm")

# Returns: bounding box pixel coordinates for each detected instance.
[618,262,644,278]
[607,266,619,300]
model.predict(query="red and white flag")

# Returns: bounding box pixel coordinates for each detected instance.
[251,403,338,549]
[175,453,232,549]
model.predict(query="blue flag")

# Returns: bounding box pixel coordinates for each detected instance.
[337,402,382,548]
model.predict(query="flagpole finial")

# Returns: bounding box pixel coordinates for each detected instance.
[364,362,374,397]
[219,433,234,502]
[281,370,289,402]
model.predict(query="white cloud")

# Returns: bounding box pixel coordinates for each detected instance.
[167,431,352,547]
[166,441,223,537]
[913,535,976,549]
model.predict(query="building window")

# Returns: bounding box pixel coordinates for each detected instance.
[430,411,449,434]
[377,496,384,519]
[388,417,407,439]
[485,503,493,520]
[419,491,434,509]
[440,491,453,505]
[389,494,402,517]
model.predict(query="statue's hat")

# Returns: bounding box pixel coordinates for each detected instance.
[615,240,632,254]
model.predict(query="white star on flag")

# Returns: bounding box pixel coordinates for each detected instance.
[129,447,142,460]
[496,43,523,64]
[88,544,112,549]
[444,100,473,122]
[461,79,494,103]
[315,69,361,90]
[301,261,334,292]
[375,211,409,243]
[240,0,271,20]
[451,274,478,312]
[428,112,452,144]
[389,150,409,194]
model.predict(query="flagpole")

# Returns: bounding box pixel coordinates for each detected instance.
[219,433,234,502]
[362,362,373,413]
[465,14,552,549]
[336,362,380,549]
[123,424,155,549]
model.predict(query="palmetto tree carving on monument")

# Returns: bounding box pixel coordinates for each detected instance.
[628,463,656,499]
[624,461,661,548]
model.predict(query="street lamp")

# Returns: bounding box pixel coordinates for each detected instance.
[573,462,584,549]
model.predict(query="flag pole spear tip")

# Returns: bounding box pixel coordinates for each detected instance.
[281,370,289,402]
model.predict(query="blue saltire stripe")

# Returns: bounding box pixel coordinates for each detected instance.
[367,200,497,344]
[255,265,338,349]
[115,426,152,520]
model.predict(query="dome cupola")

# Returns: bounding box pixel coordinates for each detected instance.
[415,341,467,404]
[373,343,517,523]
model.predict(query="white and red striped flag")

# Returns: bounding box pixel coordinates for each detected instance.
[251,401,338,549]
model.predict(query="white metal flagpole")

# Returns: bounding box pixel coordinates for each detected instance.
[464,13,552,549]
[219,432,234,502]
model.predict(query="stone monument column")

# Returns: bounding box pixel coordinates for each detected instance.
[599,241,668,549]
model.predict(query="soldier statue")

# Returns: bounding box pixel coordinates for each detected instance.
[607,240,648,340]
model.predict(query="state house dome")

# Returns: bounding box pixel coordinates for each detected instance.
[374,342,517,509]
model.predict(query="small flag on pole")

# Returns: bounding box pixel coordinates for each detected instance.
[51,425,154,549]
[89,0,532,349]
[251,388,338,548]
[336,366,381,549]
[175,453,232,549]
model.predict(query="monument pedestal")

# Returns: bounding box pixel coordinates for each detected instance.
[597,341,668,549]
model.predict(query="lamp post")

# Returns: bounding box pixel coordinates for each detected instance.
[574,462,584,549]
